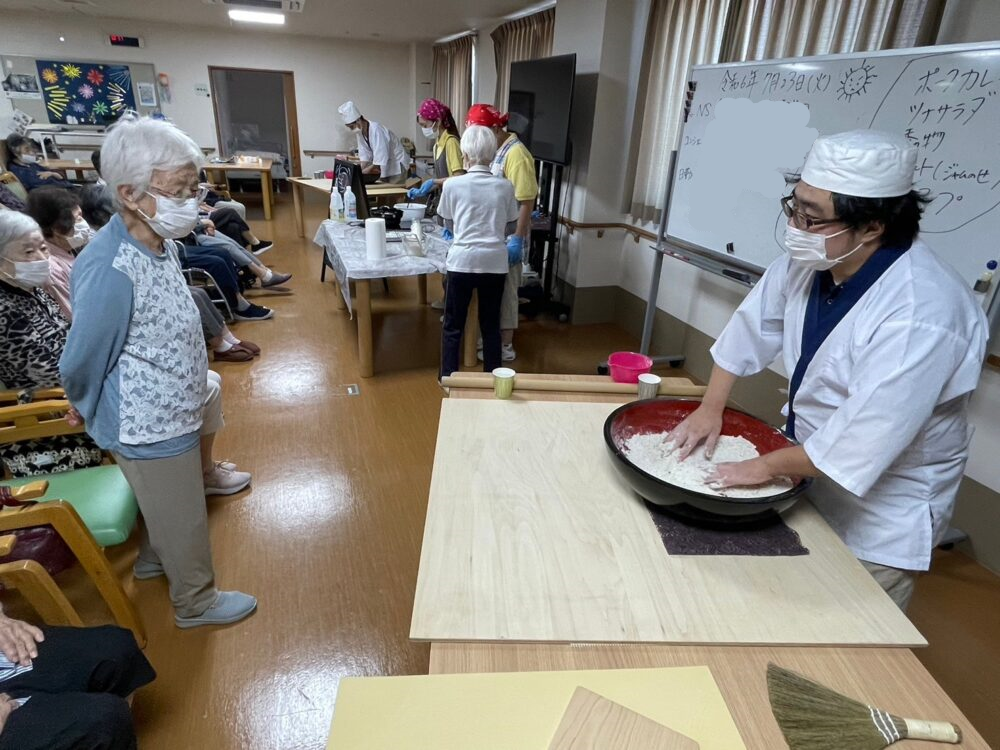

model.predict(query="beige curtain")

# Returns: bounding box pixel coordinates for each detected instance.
[628,0,732,223]
[432,35,474,121]
[722,0,945,61]
[492,8,556,109]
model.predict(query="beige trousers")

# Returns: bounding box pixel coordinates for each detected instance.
[862,560,918,612]
[500,263,522,331]
[113,372,225,617]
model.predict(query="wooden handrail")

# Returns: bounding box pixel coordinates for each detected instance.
[557,217,657,244]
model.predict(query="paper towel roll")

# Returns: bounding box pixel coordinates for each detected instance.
[366,217,387,261]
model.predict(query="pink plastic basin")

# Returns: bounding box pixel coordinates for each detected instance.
[608,351,654,383]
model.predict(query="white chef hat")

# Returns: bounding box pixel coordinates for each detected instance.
[338,100,362,124]
[801,130,917,198]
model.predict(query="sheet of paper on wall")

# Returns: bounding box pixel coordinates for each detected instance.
[325,667,745,750]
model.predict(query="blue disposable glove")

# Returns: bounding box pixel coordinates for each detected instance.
[407,179,435,200]
[442,228,454,242]
[531,210,543,220]
[506,235,524,265]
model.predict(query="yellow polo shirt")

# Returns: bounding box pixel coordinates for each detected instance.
[434,132,464,177]
[498,134,538,202]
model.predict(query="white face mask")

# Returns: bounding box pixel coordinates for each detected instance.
[20,153,37,164]
[421,125,437,139]
[66,218,91,250]
[138,192,201,239]
[783,223,865,271]
[1,258,50,289]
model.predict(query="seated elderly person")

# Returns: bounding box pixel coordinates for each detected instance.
[0,211,105,477]
[0,603,155,750]
[194,218,291,288]
[4,136,75,192]
[60,114,257,628]
[80,184,261,360]
[0,181,26,213]
[26,187,90,320]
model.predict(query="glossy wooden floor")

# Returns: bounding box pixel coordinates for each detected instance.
[12,194,1000,749]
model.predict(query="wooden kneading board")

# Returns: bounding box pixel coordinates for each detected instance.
[550,687,699,749]
[411,399,925,646]
[326,667,742,749]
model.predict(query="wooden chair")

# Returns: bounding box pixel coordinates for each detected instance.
[0,397,145,646]
[0,527,82,627]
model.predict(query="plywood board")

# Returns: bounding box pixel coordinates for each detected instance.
[326,667,743,750]
[549,687,699,749]
[411,399,925,646]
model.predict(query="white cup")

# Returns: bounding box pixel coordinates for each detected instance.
[637,373,661,400]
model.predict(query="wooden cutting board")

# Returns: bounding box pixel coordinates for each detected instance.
[411,399,925,646]
[549,687,700,749]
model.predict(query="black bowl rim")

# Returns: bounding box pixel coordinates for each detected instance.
[603,398,812,506]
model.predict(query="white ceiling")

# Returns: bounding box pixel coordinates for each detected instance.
[0,0,545,43]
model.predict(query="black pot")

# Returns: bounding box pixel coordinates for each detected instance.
[368,205,403,230]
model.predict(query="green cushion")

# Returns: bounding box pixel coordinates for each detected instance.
[1,466,138,547]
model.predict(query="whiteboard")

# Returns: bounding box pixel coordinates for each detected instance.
[666,41,1000,291]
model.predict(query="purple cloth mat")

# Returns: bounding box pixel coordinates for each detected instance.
[647,505,809,556]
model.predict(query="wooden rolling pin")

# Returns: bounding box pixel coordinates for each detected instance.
[441,375,706,397]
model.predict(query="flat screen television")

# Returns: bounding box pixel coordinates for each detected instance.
[507,53,576,165]
[332,158,370,220]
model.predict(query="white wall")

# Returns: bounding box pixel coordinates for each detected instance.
[0,11,428,174]
[937,0,1000,43]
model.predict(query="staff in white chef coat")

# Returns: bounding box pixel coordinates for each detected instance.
[671,130,987,611]
[337,100,411,184]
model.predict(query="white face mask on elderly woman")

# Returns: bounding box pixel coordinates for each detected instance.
[66,218,91,250]
[0,258,51,289]
[421,125,437,139]
[138,193,201,239]
[783,223,865,271]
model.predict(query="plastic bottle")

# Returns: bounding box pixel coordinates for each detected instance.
[329,189,344,221]
[344,186,358,221]
[972,259,997,311]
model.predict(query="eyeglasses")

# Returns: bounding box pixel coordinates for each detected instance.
[150,184,210,203]
[780,195,843,231]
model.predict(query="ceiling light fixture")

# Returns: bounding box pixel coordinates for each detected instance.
[228,9,285,24]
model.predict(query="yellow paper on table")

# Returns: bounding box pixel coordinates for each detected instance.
[326,666,746,750]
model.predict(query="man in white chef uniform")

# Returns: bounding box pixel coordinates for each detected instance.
[337,100,411,184]
[671,130,987,611]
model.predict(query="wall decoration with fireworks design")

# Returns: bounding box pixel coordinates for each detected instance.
[35,60,136,125]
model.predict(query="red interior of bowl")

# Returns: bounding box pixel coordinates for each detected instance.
[609,399,792,455]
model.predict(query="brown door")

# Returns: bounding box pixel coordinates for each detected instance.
[208,66,301,178]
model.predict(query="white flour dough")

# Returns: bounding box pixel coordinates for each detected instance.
[622,432,794,499]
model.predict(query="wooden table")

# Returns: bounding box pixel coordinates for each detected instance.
[39,159,95,180]
[313,220,447,377]
[429,642,990,749]
[289,177,417,238]
[204,159,275,221]
[425,376,991,748]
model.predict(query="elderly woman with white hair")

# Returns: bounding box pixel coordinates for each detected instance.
[59,115,257,628]
[437,125,519,380]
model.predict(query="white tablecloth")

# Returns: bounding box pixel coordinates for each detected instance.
[313,220,448,315]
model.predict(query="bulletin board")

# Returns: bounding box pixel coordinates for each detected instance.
[1,53,158,126]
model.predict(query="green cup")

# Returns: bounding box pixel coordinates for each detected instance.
[492,367,516,399]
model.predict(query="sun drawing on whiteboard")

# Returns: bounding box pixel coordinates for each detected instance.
[837,60,877,102]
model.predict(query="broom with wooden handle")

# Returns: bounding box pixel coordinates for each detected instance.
[767,663,962,749]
